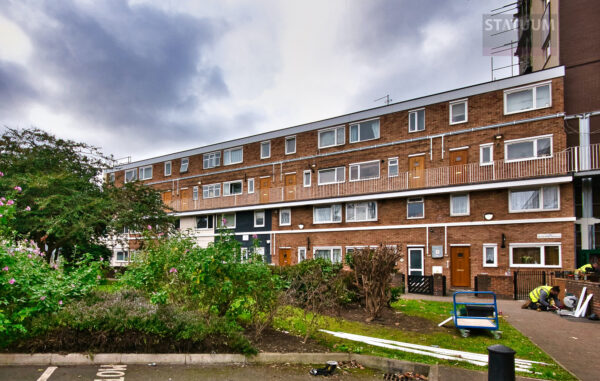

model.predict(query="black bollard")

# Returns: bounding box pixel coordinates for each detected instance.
[488,344,515,381]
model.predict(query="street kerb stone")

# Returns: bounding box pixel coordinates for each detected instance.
[91,353,122,364]
[186,353,246,364]
[120,353,185,364]
[0,354,51,365]
[51,353,93,365]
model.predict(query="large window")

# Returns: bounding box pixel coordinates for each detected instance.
[504,82,551,114]
[260,141,271,159]
[483,244,498,267]
[164,161,172,176]
[450,194,469,216]
[217,213,236,229]
[285,136,296,154]
[125,169,137,183]
[346,201,377,222]
[318,126,345,148]
[407,197,424,219]
[505,135,552,162]
[223,180,243,196]
[350,119,380,143]
[279,208,291,226]
[196,215,213,229]
[509,186,559,212]
[180,158,189,172]
[314,247,342,263]
[388,157,399,177]
[254,210,265,227]
[314,204,342,224]
[318,167,345,185]
[450,99,468,124]
[408,109,425,132]
[349,160,380,181]
[480,143,493,166]
[139,166,153,180]
[116,250,130,262]
[203,183,221,199]
[203,151,221,169]
[224,147,243,165]
[510,244,561,267]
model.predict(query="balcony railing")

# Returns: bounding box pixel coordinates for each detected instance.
[165,144,600,212]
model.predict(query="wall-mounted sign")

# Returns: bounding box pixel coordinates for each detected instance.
[432,266,443,274]
[537,233,561,239]
[431,245,444,258]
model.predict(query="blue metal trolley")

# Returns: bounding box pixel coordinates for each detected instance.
[453,291,501,339]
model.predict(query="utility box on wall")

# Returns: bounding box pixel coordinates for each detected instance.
[431,245,444,259]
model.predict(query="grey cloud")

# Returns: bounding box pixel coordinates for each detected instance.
[0,61,38,115]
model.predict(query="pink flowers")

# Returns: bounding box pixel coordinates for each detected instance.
[0,171,3,176]
[8,278,15,285]
[97,275,101,280]
[14,186,22,192]
[169,267,178,274]
[52,264,58,269]
[147,225,152,230]
[6,200,14,206]
[2,266,8,271]
[25,206,31,211]
[27,254,32,259]
[252,234,258,239]
[99,257,104,261]
[40,296,46,301]
[58,300,63,306]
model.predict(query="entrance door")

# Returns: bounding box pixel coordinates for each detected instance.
[449,149,469,184]
[259,177,271,203]
[180,188,190,210]
[284,173,296,200]
[279,248,292,266]
[451,246,471,287]
[161,191,172,208]
[408,156,425,188]
[408,247,424,275]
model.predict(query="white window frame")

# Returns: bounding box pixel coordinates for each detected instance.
[504,134,553,163]
[349,118,380,144]
[303,170,312,187]
[164,161,172,176]
[349,160,380,182]
[407,197,425,219]
[180,157,189,172]
[192,186,199,201]
[449,99,468,125]
[298,247,307,263]
[203,183,221,199]
[450,194,470,216]
[139,166,153,180]
[279,208,291,226]
[345,201,377,222]
[483,244,498,268]
[124,169,137,183]
[196,215,213,230]
[407,247,424,275]
[504,82,552,115]
[408,108,425,133]
[318,167,345,185]
[313,246,342,263]
[508,185,560,213]
[388,157,399,177]
[285,136,296,155]
[217,213,236,229]
[248,178,255,194]
[509,243,562,268]
[109,173,115,183]
[115,250,130,263]
[254,210,265,228]
[479,143,494,166]
[224,147,243,166]
[313,204,342,224]
[260,141,271,159]
[203,151,221,169]
[318,126,345,149]
[240,247,250,263]
[223,180,243,196]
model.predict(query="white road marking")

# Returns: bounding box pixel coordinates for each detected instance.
[36,366,57,381]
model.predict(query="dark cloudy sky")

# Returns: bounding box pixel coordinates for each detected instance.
[0,0,514,161]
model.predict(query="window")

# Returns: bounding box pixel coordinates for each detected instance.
[408,247,424,275]
[314,247,342,263]
[285,136,296,154]
[318,167,345,185]
[108,173,115,183]
[260,141,271,159]
[125,169,137,183]
[505,135,552,162]
[350,160,380,181]
[248,178,255,194]
[504,82,551,114]
[388,157,399,177]
[217,213,236,228]
[318,126,345,148]
[303,170,311,187]
[180,158,189,172]
[510,244,561,267]
[449,99,468,124]
[192,186,199,201]
[450,194,469,216]
[279,208,291,226]
[407,197,424,219]
[346,201,377,222]
[203,183,221,199]
[408,109,425,132]
[314,204,342,224]
[203,151,221,169]
[240,247,249,262]
[139,166,153,180]
[298,247,307,263]
[254,210,265,227]
[224,147,243,165]
[350,119,380,143]
[116,251,129,262]
[509,186,559,212]
[483,244,498,267]
[480,144,493,166]
[196,215,214,229]
[223,180,243,196]
[164,161,172,176]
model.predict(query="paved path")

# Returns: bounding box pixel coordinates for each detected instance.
[402,293,600,381]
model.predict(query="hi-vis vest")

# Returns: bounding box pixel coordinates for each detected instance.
[529,285,552,303]
[577,264,593,274]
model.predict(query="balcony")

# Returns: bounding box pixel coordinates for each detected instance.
[166,144,600,213]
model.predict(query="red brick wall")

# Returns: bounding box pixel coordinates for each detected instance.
[475,275,514,299]
[564,279,600,316]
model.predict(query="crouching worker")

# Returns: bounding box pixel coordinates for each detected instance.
[521,285,560,311]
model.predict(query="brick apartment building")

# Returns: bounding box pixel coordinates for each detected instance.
[105,65,593,290]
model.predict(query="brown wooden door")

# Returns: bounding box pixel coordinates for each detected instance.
[284,173,296,200]
[449,149,469,184]
[279,248,292,266]
[180,188,190,210]
[408,155,425,188]
[161,191,172,209]
[451,246,471,287]
[259,177,271,203]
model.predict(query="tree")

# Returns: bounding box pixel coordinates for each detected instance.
[0,128,172,261]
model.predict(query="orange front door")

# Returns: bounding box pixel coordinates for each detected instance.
[451,246,471,287]
[449,149,469,184]
[408,155,425,188]
[161,191,172,209]
[180,188,191,211]
[259,177,271,203]
[284,173,296,200]
[279,248,292,266]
